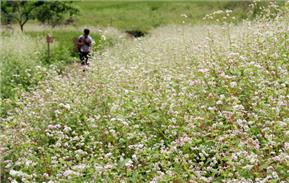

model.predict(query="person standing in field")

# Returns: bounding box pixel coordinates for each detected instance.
[77,28,93,66]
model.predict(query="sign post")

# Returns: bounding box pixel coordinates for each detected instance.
[46,34,54,61]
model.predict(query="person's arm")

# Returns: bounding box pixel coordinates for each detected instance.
[78,38,84,46]
[77,37,84,51]
[84,37,92,46]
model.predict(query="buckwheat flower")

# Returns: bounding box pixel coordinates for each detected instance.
[198,68,210,74]
[125,159,133,167]
[132,154,137,161]
[24,160,32,166]
[105,152,113,158]
[225,9,232,13]
[60,124,69,131]
[55,142,61,147]
[64,142,69,148]
[104,164,113,169]
[180,14,188,18]
[170,118,177,123]
[64,104,71,110]
[240,56,247,61]
[272,171,279,179]
[219,94,225,99]
[53,110,61,117]
[208,106,215,111]
[95,165,104,171]
[9,170,18,177]
[101,35,106,41]
[233,104,244,111]
[230,82,237,88]
[232,154,238,161]
[216,100,223,105]
[48,125,57,129]
[284,142,289,150]
[243,165,254,171]
[72,164,87,170]
[63,169,74,177]
[109,129,117,137]
[9,170,29,178]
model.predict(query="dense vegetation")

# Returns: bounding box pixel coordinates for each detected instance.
[0,1,288,182]
[0,31,103,115]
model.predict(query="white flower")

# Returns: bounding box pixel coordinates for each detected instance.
[219,94,225,99]
[63,169,75,177]
[230,82,237,88]
[9,170,18,177]
[24,160,32,166]
[243,164,254,170]
[216,100,223,105]
[208,106,215,111]
[125,159,133,167]
[132,154,137,161]
[55,142,61,147]
[284,142,289,150]
[180,14,188,18]
[48,125,57,129]
[101,35,106,41]
[104,164,113,169]
[64,126,72,132]
[72,164,87,170]
[95,165,104,171]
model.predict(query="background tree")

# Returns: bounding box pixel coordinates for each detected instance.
[35,1,79,27]
[1,1,39,32]
[1,1,79,32]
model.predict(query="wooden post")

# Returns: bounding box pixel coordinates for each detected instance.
[46,34,54,61]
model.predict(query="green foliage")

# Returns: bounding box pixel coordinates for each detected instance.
[1,1,40,31]
[1,1,79,31]
[35,1,79,27]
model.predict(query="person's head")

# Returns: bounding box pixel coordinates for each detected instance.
[84,28,90,36]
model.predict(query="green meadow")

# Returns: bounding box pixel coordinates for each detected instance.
[74,1,250,31]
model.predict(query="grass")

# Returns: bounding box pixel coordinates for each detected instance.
[1,2,288,182]
[73,1,251,31]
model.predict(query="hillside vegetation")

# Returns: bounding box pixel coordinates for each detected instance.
[74,1,250,31]
[1,2,288,182]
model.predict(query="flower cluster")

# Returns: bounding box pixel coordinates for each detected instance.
[1,2,289,182]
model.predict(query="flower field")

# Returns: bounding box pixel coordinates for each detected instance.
[1,3,289,183]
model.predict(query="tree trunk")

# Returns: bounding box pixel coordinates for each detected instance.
[20,24,24,32]
[19,18,28,32]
